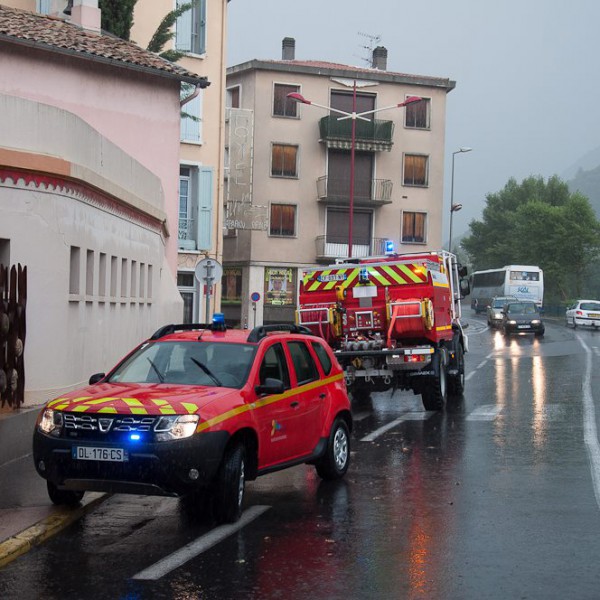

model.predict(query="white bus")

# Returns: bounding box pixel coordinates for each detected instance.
[470,265,544,313]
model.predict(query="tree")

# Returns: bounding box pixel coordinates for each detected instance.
[147,3,192,62]
[462,175,600,302]
[99,0,138,41]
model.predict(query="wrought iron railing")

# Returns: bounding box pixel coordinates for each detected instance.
[316,176,393,205]
[315,236,389,261]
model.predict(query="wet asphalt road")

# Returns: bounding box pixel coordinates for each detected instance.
[2,316,600,599]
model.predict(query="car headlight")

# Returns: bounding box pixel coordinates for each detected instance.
[38,408,63,436]
[154,414,199,441]
[531,319,541,325]
[508,320,517,325]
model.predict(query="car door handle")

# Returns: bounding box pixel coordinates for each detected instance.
[319,393,326,399]
[290,401,300,408]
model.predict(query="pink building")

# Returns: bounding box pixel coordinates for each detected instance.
[0,4,208,408]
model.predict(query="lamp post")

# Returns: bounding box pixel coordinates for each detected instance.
[288,89,422,259]
[448,147,472,253]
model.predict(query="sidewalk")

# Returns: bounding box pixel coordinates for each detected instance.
[0,407,107,568]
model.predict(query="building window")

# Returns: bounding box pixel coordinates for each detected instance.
[402,211,427,243]
[271,144,298,178]
[403,154,429,186]
[405,97,431,129]
[226,86,241,109]
[121,258,128,298]
[269,204,296,237]
[177,271,197,323]
[86,249,94,297]
[222,267,243,304]
[179,165,214,251]
[273,84,300,117]
[175,0,206,55]
[99,253,107,299]
[181,90,203,143]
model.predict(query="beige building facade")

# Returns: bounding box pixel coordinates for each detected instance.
[222,40,456,328]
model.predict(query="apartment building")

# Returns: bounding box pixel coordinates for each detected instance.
[222,39,456,328]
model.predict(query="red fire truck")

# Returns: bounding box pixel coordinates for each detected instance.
[296,251,470,410]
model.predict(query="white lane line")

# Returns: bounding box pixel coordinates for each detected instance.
[467,405,502,421]
[360,412,433,442]
[132,505,270,580]
[577,337,600,511]
[466,353,492,381]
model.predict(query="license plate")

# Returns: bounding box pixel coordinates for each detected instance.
[517,325,530,329]
[73,446,128,462]
[589,313,600,318]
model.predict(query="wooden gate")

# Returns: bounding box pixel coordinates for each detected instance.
[0,263,27,410]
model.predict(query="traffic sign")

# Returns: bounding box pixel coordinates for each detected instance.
[194,258,223,284]
[250,292,260,302]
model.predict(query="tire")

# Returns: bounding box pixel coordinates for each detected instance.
[315,418,350,480]
[47,481,84,506]
[421,353,448,411]
[213,443,246,524]
[448,343,465,398]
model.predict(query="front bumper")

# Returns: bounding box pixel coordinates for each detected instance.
[33,428,229,497]
[504,321,544,334]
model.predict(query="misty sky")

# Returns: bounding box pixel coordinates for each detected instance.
[226,0,600,239]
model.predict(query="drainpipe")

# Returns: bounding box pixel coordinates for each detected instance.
[180,84,203,107]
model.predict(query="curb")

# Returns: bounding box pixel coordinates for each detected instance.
[0,493,109,569]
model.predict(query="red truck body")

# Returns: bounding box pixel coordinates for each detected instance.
[296,251,469,410]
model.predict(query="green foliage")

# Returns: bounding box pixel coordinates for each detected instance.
[99,0,138,41]
[461,175,600,302]
[568,165,600,220]
[147,2,192,61]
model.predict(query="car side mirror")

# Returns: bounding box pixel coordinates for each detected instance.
[255,377,285,396]
[459,279,470,298]
[89,373,105,385]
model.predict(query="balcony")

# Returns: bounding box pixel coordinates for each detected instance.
[318,116,394,151]
[317,176,393,206]
[315,236,390,262]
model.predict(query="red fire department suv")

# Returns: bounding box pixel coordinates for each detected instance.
[33,317,352,524]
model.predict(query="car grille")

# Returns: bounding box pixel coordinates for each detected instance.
[62,413,159,441]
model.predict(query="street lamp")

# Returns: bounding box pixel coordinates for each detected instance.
[288,88,422,258]
[448,147,472,253]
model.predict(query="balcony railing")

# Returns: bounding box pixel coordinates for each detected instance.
[318,116,394,150]
[315,236,390,262]
[316,176,393,206]
[178,217,196,251]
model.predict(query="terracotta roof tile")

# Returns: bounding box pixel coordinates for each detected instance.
[0,4,207,85]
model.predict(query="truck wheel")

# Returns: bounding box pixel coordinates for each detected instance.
[316,418,350,480]
[448,343,465,398]
[47,481,84,506]
[421,356,448,411]
[213,443,246,524]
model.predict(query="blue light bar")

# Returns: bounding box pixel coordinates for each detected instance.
[385,240,395,254]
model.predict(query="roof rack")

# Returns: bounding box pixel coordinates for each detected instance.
[247,323,313,343]
[150,323,220,340]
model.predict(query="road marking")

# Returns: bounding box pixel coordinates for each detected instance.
[132,505,270,580]
[577,337,600,511]
[352,411,371,422]
[360,412,433,442]
[467,405,502,421]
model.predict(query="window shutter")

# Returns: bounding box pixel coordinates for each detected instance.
[180,92,203,142]
[196,167,214,250]
[176,0,193,52]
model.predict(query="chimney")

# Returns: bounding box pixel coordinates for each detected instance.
[371,46,388,71]
[282,37,296,61]
[66,0,101,34]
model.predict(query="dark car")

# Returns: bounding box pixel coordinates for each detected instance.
[33,316,352,524]
[500,301,545,337]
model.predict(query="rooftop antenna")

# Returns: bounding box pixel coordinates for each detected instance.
[356,31,382,66]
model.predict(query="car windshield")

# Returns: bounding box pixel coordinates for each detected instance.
[107,341,257,388]
[580,302,600,311]
[493,299,508,308]
[507,303,538,314]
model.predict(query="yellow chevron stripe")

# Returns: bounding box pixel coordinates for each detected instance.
[97,407,118,414]
[182,402,199,414]
[370,268,390,286]
[399,264,425,283]
[340,268,359,289]
[308,269,330,291]
[84,397,119,405]
[159,407,177,415]
[195,372,345,433]
[130,407,148,415]
[71,405,90,413]
[123,398,143,407]
[381,265,406,285]
[323,269,347,290]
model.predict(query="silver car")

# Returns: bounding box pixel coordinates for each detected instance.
[487,296,518,328]
[565,300,600,329]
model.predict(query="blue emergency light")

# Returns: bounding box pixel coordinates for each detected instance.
[385,240,395,254]
[211,312,227,331]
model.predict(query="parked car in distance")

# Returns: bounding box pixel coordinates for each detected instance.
[487,295,518,328]
[500,301,545,337]
[33,316,352,524]
[565,299,600,329]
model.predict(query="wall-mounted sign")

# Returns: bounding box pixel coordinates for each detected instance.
[264,267,295,306]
